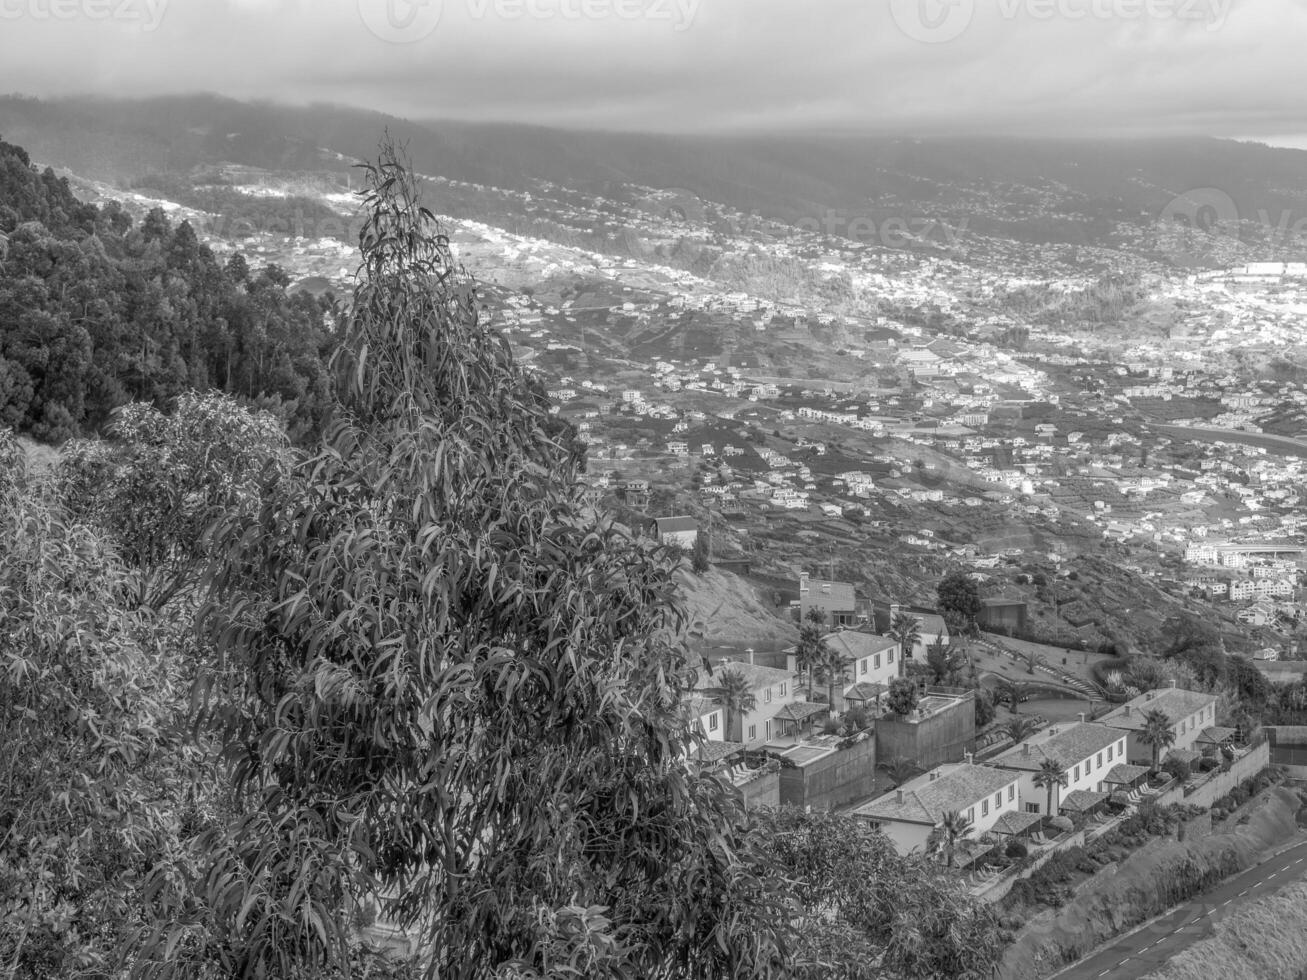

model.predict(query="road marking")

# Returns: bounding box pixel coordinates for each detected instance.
[1207,909,1217,916]
[1239,889,1249,896]
[1269,872,1278,879]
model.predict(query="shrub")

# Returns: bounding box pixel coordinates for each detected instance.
[1048,816,1074,834]
[1198,756,1219,772]
[1162,756,1192,782]
[1005,840,1028,859]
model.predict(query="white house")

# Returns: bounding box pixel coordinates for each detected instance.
[788,631,901,708]
[1098,686,1220,765]
[852,762,1022,856]
[990,721,1127,815]
[696,660,805,747]
[687,697,724,742]
[654,516,699,549]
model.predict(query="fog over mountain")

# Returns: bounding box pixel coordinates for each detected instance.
[3,0,1307,141]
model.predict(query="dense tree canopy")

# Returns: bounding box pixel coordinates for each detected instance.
[0,136,337,442]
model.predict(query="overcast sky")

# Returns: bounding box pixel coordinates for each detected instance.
[2,0,1306,143]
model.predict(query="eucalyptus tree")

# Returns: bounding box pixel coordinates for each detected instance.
[143,146,792,980]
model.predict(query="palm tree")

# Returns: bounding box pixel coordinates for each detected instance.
[995,678,1027,714]
[1003,717,1038,745]
[815,645,854,712]
[925,633,961,685]
[877,757,921,789]
[714,667,757,742]
[1139,708,1176,772]
[889,611,922,660]
[928,809,974,868]
[795,622,826,699]
[1032,758,1069,817]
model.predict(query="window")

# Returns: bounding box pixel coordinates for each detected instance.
[765,721,771,740]
[780,683,787,697]
[860,660,868,676]
[888,649,895,663]
[748,724,756,741]
[1107,745,1114,762]
[1096,752,1103,769]
[994,791,1002,809]
[982,799,989,817]
[764,689,772,704]
[1026,803,1040,814]
[709,714,718,731]
[1074,764,1080,781]
[967,807,975,823]
[1008,785,1015,802]
[874,654,882,670]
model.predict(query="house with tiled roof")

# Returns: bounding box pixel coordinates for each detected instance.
[1098,685,1219,766]
[990,721,1127,816]
[852,761,1021,855]
[785,631,901,708]
[695,658,810,747]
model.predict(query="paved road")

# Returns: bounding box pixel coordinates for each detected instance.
[1048,835,1307,979]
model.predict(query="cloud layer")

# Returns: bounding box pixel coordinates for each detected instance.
[1,0,1304,139]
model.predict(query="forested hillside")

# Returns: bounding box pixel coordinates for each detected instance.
[0,136,337,441]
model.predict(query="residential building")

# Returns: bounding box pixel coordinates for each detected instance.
[872,602,950,659]
[654,516,699,549]
[1098,686,1220,765]
[990,721,1126,814]
[687,697,724,742]
[797,572,859,626]
[852,762,1021,856]
[696,660,805,748]
[786,630,901,709]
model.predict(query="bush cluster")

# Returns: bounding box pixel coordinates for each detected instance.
[1003,803,1201,913]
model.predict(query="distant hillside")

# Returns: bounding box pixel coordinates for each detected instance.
[6,94,1307,251]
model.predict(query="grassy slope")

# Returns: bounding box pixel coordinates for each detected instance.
[999,788,1304,980]
[1144,879,1307,980]
[674,565,798,647]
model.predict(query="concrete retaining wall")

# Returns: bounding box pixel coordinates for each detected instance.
[778,734,877,811]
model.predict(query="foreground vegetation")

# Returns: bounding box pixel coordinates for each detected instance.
[0,143,1005,978]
